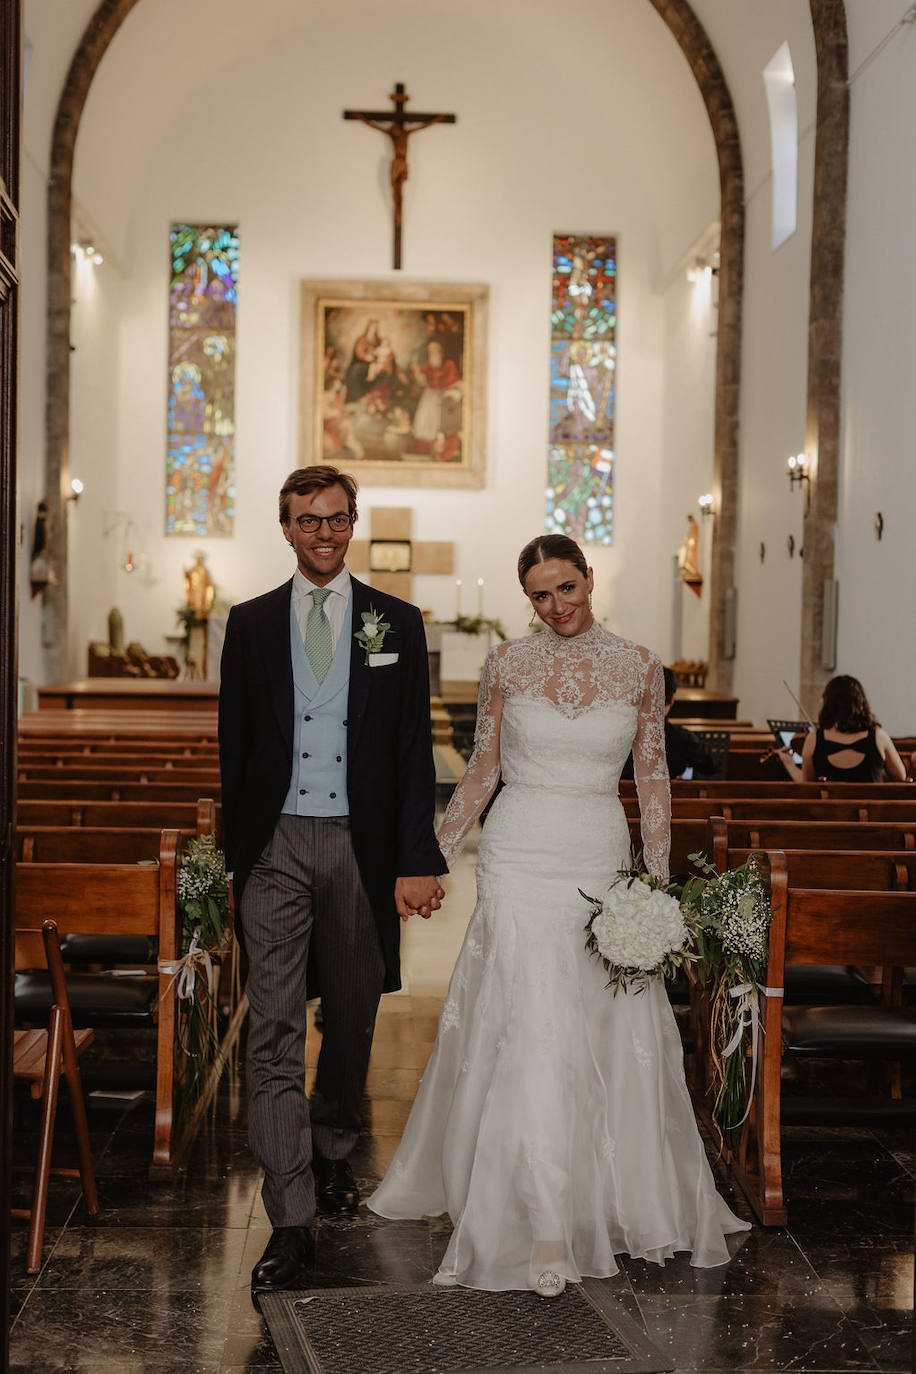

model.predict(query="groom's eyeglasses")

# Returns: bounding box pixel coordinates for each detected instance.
[293,512,355,533]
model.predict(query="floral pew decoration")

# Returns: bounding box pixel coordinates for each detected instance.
[581,850,773,1139]
[160,835,231,1124]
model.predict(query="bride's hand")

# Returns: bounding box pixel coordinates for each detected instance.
[395,875,445,922]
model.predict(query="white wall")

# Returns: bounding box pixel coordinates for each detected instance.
[835,4,916,734]
[17,0,720,683]
[688,0,818,725]
[659,244,718,665]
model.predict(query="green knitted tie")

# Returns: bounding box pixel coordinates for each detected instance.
[304,588,333,683]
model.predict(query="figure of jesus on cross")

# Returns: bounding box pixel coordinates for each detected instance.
[344,83,456,270]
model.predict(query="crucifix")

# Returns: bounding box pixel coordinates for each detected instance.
[343,83,457,270]
[347,506,454,601]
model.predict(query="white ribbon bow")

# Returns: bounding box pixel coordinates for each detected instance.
[722,981,784,1126]
[158,925,214,1001]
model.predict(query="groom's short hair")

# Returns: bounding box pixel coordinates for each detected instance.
[279,465,359,523]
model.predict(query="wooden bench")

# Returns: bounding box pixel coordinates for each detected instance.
[17,762,221,786]
[622,796,916,824]
[16,826,195,864]
[718,858,916,1225]
[656,780,915,801]
[16,797,217,838]
[14,844,181,1174]
[18,738,219,758]
[17,780,220,807]
[709,817,916,865]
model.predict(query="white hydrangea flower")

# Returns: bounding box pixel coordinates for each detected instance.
[590,878,688,972]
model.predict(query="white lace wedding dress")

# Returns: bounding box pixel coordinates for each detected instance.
[369,622,749,1289]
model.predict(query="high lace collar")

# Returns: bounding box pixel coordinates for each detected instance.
[541,618,606,650]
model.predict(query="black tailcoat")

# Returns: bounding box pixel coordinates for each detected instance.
[218,574,446,992]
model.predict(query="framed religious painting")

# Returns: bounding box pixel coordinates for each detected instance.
[299,279,488,487]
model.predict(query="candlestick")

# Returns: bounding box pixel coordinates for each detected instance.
[455,579,462,617]
[476,577,484,618]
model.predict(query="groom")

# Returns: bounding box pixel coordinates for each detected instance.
[218,464,446,1298]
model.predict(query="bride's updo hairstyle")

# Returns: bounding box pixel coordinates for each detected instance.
[517,534,588,589]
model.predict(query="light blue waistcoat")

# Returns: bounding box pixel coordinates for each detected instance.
[281,594,352,818]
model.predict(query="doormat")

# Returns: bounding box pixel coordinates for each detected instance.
[260,1278,673,1374]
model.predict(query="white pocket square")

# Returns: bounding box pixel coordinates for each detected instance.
[369,652,399,667]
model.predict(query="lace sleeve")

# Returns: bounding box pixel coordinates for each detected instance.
[436,647,503,866]
[633,654,671,882]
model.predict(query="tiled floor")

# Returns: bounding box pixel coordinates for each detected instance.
[8,843,916,1373]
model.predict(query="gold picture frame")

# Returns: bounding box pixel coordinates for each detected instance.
[299,278,488,488]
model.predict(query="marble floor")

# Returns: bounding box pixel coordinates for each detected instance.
[8,843,916,1373]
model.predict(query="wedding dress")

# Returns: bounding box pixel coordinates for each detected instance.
[369,622,749,1289]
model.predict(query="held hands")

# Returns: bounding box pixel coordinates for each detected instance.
[395,875,445,922]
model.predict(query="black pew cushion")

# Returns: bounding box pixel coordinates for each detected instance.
[782,1004,916,1058]
[15,971,157,1027]
[783,964,877,1005]
[59,933,158,965]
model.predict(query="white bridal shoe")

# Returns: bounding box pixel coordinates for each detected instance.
[532,1268,566,1298]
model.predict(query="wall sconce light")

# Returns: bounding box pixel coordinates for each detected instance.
[71,241,104,267]
[66,477,84,503]
[698,493,714,519]
[686,257,708,284]
[787,453,810,511]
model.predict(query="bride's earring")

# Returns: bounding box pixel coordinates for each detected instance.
[528,608,538,629]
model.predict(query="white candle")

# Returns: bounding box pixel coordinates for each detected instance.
[455,579,462,617]
[476,578,484,617]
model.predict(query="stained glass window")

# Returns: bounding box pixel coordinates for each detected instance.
[546,234,616,545]
[167,225,239,536]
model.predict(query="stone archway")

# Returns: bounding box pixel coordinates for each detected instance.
[645,0,744,692]
[44,1,764,694]
[44,0,142,680]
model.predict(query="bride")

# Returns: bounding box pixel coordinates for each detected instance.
[369,534,749,1294]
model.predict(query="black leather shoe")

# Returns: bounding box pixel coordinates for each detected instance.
[313,1154,359,1215]
[251,1225,315,1297]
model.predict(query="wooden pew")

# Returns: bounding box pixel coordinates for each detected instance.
[16,797,217,838]
[15,845,181,1173]
[719,856,916,1225]
[724,846,916,892]
[18,740,219,759]
[620,780,916,801]
[709,817,916,866]
[17,780,220,806]
[16,826,195,864]
[17,762,221,786]
[623,796,916,824]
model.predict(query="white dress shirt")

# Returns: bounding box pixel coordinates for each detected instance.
[292,566,352,653]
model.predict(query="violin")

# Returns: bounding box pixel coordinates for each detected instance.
[758,730,810,765]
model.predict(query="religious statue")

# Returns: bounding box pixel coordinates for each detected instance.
[184,550,215,612]
[107,606,124,653]
[29,499,52,599]
[677,515,703,597]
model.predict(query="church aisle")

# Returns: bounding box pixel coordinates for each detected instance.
[8,847,913,1372]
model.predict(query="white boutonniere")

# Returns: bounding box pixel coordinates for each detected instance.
[354,606,392,664]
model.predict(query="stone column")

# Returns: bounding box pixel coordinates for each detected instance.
[800,0,848,716]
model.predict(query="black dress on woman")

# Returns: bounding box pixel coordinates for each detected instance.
[812,726,885,782]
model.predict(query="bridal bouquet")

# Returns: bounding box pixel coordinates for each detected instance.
[581,853,699,996]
